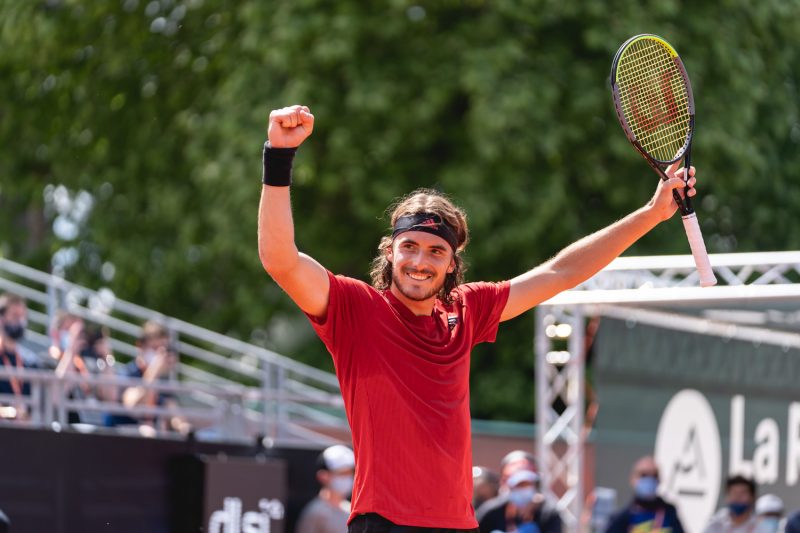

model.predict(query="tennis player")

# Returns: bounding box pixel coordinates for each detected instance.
[258,105,698,533]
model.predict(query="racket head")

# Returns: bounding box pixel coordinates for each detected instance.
[610,34,694,165]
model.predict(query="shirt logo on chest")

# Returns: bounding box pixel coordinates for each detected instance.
[447,313,459,331]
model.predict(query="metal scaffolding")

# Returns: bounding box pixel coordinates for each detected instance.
[535,251,800,526]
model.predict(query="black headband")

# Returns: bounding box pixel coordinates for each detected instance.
[391,213,459,251]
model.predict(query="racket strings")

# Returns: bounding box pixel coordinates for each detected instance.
[620,46,690,158]
[616,39,691,162]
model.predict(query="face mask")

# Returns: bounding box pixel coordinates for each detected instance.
[756,518,781,533]
[142,349,159,364]
[3,321,25,341]
[60,331,71,351]
[329,475,353,497]
[729,502,751,517]
[634,476,659,501]
[508,487,535,509]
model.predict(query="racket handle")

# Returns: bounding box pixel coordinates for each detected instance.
[681,213,717,287]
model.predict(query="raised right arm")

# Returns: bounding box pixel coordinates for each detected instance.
[258,106,330,318]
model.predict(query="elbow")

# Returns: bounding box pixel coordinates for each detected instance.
[555,268,588,292]
[547,254,593,291]
[259,247,298,279]
[258,242,280,275]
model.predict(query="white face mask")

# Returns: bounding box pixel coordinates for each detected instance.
[329,475,354,497]
[508,487,536,509]
[142,349,159,364]
[59,331,71,351]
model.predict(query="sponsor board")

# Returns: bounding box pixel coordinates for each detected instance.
[655,389,800,531]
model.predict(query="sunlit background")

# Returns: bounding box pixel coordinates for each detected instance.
[2,0,798,423]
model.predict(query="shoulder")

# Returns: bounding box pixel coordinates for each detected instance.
[450,281,511,312]
[476,495,508,522]
[539,498,561,517]
[329,272,382,301]
[120,360,142,377]
[662,500,682,516]
[452,280,510,298]
[703,508,729,529]
[608,505,631,527]
[16,344,40,366]
[298,497,325,519]
[786,511,800,532]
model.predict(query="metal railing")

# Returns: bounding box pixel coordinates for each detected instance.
[0,258,347,445]
[0,366,344,444]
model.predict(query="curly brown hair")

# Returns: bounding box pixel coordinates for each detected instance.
[369,189,469,304]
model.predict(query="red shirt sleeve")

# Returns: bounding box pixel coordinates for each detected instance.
[456,280,510,345]
[305,271,378,364]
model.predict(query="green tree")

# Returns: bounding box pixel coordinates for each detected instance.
[1,0,798,421]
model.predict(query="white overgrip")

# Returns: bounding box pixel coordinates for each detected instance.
[682,213,717,287]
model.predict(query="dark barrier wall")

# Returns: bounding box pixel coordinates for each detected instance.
[170,454,288,532]
[0,426,323,533]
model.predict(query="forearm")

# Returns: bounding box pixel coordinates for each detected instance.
[122,386,145,408]
[258,185,301,274]
[54,350,75,378]
[502,174,691,321]
[122,368,157,408]
[547,204,661,287]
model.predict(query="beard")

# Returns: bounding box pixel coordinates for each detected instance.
[391,267,445,302]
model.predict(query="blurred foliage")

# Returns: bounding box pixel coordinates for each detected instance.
[1,0,799,421]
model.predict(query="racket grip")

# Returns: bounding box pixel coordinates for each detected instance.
[681,213,717,287]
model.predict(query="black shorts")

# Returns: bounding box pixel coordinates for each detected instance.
[348,513,480,533]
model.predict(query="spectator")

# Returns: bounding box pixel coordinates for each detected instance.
[703,475,758,532]
[785,510,800,533]
[78,324,118,401]
[115,321,188,433]
[296,445,355,533]
[477,450,561,533]
[499,451,539,492]
[604,456,684,533]
[48,310,83,362]
[54,321,118,425]
[52,313,91,400]
[753,494,784,533]
[473,466,500,510]
[0,292,35,420]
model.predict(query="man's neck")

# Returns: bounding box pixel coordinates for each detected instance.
[389,285,436,316]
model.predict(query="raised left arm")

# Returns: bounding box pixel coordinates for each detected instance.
[500,165,696,322]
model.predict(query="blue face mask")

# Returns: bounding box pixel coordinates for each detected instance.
[508,487,536,509]
[756,517,781,533]
[729,502,751,516]
[634,476,659,501]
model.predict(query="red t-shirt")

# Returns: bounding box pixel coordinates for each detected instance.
[306,272,510,528]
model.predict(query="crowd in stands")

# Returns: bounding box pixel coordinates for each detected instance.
[0,291,187,433]
[296,445,800,533]
[599,455,800,533]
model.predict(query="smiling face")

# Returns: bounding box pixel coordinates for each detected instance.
[386,231,455,313]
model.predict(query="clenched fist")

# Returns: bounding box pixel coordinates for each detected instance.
[268,105,314,148]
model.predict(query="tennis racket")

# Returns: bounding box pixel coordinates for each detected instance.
[610,34,716,287]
